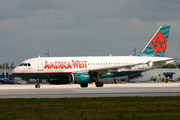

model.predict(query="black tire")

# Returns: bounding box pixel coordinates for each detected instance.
[80,83,88,88]
[35,84,40,88]
[95,82,104,87]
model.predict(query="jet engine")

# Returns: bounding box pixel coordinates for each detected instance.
[69,73,97,84]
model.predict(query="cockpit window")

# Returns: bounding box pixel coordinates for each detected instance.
[19,63,31,66]
[19,63,24,66]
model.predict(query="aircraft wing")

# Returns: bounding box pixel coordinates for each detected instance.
[153,58,180,63]
[88,63,144,74]
[72,58,180,74]
[90,63,141,71]
[72,62,144,74]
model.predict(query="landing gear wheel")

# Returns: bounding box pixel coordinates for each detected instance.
[95,81,104,87]
[80,83,88,88]
[35,84,40,88]
[35,79,40,88]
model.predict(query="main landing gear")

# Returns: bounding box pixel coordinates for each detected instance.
[80,82,104,88]
[80,83,88,88]
[95,75,104,87]
[95,81,104,87]
[80,74,104,88]
[35,79,40,88]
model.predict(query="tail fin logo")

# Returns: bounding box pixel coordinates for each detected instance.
[150,32,167,54]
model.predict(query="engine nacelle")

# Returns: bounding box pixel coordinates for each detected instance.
[69,73,97,84]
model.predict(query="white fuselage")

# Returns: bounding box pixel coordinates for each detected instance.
[12,56,173,76]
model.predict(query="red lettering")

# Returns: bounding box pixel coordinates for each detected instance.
[72,60,79,68]
[81,61,84,68]
[81,61,87,68]
[44,60,50,69]
[44,60,87,69]
[64,61,68,69]
[58,61,63,69]
[54,61,58,69]
[50,62,55,69]
[67,61,72,69]
[61,61,65,69]
[79,61,82,68]
[84,61,87,68]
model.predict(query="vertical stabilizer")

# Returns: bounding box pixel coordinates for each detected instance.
[137,25,170,57]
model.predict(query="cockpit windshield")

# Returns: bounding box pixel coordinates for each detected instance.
[19,63,31,66]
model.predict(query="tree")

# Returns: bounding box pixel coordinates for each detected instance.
[0,62,16,69]
[162,61,180,68]
[2,63,5,69]
[5,62,9,69]
[10,62,16,69]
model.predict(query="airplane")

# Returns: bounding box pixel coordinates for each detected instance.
[12,25,179,88]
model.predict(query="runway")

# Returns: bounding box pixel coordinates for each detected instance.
[0,82,180,98]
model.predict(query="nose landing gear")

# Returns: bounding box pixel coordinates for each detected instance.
[35,79,40,88]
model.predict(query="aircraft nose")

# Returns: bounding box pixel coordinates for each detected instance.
[12,68,17,74]
[12,67,20,74]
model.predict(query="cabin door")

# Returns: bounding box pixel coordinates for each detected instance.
[37,59,44,71]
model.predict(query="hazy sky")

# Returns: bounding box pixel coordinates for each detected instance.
[1,0,180,66]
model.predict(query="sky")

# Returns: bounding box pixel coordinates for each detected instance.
[1,0,180,66]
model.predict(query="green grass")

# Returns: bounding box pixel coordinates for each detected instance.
[0,97,180,120]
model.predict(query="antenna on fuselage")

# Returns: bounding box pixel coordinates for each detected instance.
[38,55,41,58]
[46,50,49,57]
[132,47,136,56]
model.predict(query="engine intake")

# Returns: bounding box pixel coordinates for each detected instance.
[69,73,97,84]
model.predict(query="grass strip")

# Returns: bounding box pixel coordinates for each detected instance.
[0,96,180,120]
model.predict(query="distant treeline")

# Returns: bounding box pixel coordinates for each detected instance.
[162,61,180,68]
[0,62,16,69]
